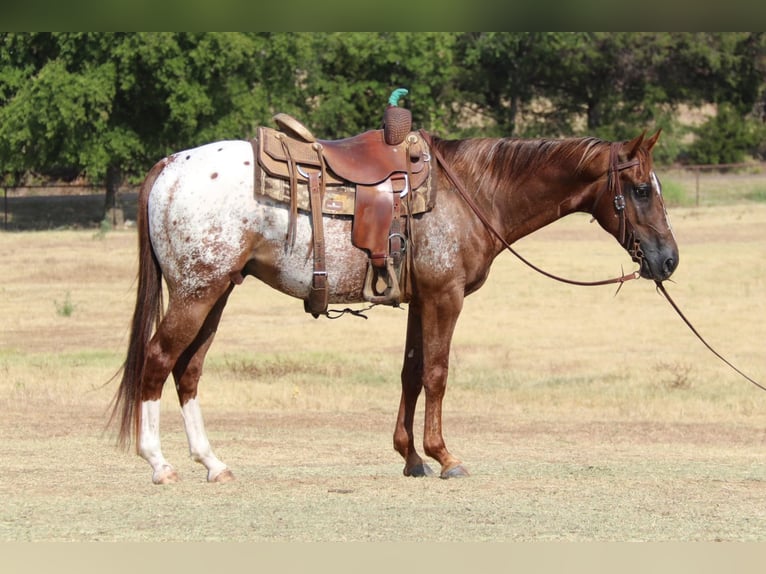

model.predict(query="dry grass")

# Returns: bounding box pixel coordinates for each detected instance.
[1,203,764,413]
[1,202,764,541]
[5,207,759,421]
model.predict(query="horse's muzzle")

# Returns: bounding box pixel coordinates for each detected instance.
[639,246,678,281]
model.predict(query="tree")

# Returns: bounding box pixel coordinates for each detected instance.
[454,33,766,163]
[455,32,569,137]
[0,32,301,220]
[655,33,766,163]
[0,33,117,185]
[299,32,460,137]
[545,33,663,139]
[454,33,676,141]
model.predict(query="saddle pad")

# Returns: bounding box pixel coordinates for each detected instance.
[254,159,435,216]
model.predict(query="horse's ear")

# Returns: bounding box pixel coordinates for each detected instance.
[645,128,662,152]
[623,131,646,159]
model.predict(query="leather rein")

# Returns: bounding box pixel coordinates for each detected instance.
[423,132,765,392]
[422,132,641,288]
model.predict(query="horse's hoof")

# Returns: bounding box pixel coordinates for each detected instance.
[153,467,180,485]
[440,464,470,479]
[209,468,235,483]
[404,463,435,477]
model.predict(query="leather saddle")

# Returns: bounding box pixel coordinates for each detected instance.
[253,113,434,316]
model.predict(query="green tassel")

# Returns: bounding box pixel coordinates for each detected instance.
[388,88,408,107]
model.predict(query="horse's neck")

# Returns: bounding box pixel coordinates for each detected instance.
[501,172,590,243]
[444,138,603,245]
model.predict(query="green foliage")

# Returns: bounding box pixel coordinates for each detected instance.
[747,186,766,202]
[457,32,569,137]
[92,218,112,240]
[0,34,117,182]
[453,32,766,166]
[0,32,279,185]
[686,103,766,165]
[0,31,764,195]
[301,33,459,137]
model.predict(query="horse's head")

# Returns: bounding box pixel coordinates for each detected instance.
[591,130,678,281]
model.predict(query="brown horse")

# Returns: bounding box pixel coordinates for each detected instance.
[111,129,677,483]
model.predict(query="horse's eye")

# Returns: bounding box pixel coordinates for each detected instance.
[634,183,651,200]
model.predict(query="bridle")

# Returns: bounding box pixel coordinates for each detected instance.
[591,142,642,264]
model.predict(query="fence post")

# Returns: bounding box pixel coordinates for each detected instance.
[695,169,700,207]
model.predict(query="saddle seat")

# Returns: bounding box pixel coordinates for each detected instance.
[254,113,434,316]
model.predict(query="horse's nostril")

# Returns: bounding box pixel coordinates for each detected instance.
[664,257,677,275]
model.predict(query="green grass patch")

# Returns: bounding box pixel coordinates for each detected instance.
[54,291,77,317]
[0,349,122,409]
[658,178,691,207]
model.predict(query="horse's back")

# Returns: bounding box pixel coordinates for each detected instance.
[150,140,255,212]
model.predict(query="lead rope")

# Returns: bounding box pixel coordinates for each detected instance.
[655,281,765,391]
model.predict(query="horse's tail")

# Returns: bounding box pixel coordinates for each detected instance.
[109,159,167,452]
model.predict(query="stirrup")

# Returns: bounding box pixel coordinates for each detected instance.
[362,258,401,306]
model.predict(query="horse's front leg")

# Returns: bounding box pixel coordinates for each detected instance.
[394,305,434,477]
[395,296,469,479]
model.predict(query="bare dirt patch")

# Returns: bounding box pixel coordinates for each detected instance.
[1,407,763,542]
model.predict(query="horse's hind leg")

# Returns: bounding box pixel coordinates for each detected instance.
[138,281,232,484]
[173,284,235,483]
[139,399,177,484]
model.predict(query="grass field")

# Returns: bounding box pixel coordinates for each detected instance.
[0,199,764,541]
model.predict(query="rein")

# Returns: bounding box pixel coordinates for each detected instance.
[422,131,640,288]
[655,281,766,392]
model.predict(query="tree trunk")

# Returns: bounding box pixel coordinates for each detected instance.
[587,98,602,131]
[507,95,519,136]
[103,164,124,227]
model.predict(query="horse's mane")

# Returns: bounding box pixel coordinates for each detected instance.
[431,135,609,193]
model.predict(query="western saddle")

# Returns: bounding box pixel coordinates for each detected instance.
[252,94,434,317]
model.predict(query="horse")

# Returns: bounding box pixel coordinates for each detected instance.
[111,128,678,483]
